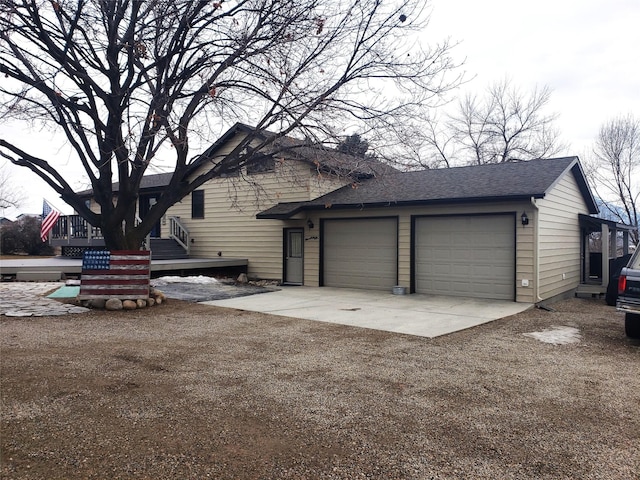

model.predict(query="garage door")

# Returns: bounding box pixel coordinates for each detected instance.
[414,215,515,300]
[323,218,397,290]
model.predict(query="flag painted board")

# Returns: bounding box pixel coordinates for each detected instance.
[79,250,151,300]
[41,199,61,242]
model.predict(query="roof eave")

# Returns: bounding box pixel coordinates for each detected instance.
[259,194,545,219]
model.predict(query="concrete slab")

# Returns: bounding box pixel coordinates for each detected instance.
[16,270,62,282]
[201,286,532,338]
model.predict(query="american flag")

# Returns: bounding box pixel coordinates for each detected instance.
[40,199,61,242]
[79,250,151,300]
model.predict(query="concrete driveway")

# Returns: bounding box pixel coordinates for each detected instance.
[202,286,532,338]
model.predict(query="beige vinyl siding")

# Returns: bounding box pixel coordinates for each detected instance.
[167,171,308,280]
[516,211,535,300]
[302,200,535,303]
[309,171,350,199]
[536,172,589,300]
[164,131,349,280]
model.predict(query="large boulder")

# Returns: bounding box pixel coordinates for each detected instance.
[105,298,123,311]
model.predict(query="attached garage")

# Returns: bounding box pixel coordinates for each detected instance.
[413,214,515,300]
[322,218,398,290]
[259,157,602,304]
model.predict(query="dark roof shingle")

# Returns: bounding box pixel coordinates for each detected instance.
[258,157,598,218]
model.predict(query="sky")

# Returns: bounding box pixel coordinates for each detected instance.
[1,0,639,219]
[425,0,639,150]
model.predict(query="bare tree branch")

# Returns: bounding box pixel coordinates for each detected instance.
[0,0,461,249]
[585,113,640,241]
[0,161,26,211]
[417,78,566,167]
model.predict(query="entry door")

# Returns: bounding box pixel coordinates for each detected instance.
[139,195,161,238]
[285,229,304,284]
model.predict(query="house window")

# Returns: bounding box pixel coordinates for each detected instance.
[246,155,275,175]
[192,190,204,219]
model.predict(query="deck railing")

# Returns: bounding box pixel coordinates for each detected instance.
[51,214,190,257]
[168,216,190,255]
[51,215,103,243]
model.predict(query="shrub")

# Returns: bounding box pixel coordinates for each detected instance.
[0,216,54,256]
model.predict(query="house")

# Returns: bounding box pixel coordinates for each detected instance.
[52,124,631,304]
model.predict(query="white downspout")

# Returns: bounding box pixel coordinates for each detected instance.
[530,197,543,302]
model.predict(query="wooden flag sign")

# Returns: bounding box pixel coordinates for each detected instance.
[79,250,151,300]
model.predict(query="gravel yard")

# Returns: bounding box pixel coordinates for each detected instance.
[1,296,638,479]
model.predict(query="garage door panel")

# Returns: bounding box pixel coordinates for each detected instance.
[324,218,397,290]
[415,215,515,300]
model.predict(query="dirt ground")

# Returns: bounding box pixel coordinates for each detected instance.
[1,296,639,479]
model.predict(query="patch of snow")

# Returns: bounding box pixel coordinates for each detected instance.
[523,325,581,345]
[153,275,220,285]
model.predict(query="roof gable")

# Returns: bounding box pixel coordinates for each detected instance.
[188,122,396,180]
[258,157,599,218]
[77,124,393,197]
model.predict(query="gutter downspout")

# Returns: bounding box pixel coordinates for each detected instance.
[530,196,543,302]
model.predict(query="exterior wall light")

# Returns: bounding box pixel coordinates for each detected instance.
[521,212,529,226]
[307,219,314,229]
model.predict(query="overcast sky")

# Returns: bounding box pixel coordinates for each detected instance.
[427,0,639,150]
[2,0,638,219]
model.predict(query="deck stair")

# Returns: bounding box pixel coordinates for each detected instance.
[575,283,606,298]
[150,238,189,260]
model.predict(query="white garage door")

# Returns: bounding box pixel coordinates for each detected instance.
[414,215,515,300]
[323,218,397,290]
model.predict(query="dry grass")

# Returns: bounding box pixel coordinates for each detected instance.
[1,297,639,479]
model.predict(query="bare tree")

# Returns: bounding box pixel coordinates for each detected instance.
[423,78,565,166]
[0,161,25,211]
[586,114,640,240]
[0,0,459,250]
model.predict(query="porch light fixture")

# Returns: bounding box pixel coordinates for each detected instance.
[307,219,314,229]
[521,212,529,226]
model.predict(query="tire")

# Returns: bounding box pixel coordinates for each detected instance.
[625,313,640,339]
[605,278,618,306]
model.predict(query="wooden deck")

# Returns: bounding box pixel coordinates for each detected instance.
[0,256,248,281]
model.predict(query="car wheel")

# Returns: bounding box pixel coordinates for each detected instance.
[625,313,640,338]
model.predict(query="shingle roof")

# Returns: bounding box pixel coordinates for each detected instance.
[257,157,598,218]
[76,172,174,197]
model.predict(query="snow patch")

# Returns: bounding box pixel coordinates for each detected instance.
[153,275,220,285]
[523,325,581,345]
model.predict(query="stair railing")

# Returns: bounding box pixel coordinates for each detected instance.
[168,216,190,255]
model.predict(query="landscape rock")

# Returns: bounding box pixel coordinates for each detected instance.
[237,273,249,284]
[122,300,137,310]
[89,298,106,309]
[136,298,147,308]
[105,298,123,311]
[147,297,155,307]
[150,288,166,304]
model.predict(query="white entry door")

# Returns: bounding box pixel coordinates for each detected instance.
[285,229,304,284]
